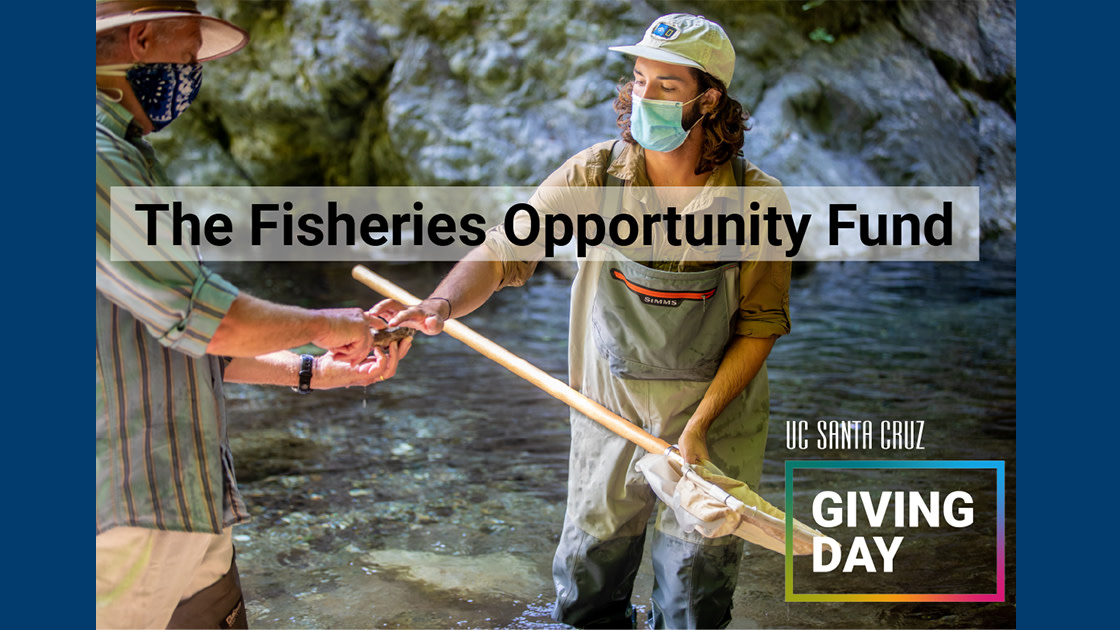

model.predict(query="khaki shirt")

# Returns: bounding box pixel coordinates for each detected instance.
[484,140,791,338]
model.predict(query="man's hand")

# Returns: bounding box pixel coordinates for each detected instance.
[309,308,384,366]
[208,296,384,364]
[370,298,448,336]
[677,426,710,467]
[312,337,412,389]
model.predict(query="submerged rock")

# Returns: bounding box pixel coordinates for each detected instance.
[361,548,550,598]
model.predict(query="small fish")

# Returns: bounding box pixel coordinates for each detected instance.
[371,326,417,351]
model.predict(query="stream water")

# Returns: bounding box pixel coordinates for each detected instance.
[215,248,1015,629]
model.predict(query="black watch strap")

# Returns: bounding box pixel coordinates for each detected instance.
[292,354,314,394]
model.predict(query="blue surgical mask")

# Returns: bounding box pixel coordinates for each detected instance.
[630,92,704,153]
[97,62,204,132]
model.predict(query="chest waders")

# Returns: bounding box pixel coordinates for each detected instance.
[551,145,770,629]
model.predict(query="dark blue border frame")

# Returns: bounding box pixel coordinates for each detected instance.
[12,4,86,627]
[11,2,1103,628]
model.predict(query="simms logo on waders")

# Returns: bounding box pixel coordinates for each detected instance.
[609,269,717,307]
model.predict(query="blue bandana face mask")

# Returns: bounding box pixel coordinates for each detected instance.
[97,62,203,132]
[630,92,704,153]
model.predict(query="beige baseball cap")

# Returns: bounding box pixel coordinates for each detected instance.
[609,13,735,88]
[95,0,249,62]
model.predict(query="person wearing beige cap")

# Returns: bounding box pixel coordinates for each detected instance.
[375,13,790,629]
[95,2,410,627]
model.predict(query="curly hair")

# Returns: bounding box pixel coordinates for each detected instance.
[613,69,751,175]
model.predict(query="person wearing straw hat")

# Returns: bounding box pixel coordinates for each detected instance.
[95,2,411,627]
[375,13,790,629]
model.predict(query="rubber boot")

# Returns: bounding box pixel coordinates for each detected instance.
[552,516,646,629]
[648,533,743,629]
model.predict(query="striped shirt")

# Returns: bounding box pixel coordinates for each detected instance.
[96,90,249,535]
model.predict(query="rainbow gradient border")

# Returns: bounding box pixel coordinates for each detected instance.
[784,460,1005,602]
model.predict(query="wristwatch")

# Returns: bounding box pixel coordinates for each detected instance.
[292,354,314,394]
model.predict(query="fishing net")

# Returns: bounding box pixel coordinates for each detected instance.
[637,451,824,555]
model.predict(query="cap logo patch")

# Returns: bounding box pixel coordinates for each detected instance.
[651,22,679,40]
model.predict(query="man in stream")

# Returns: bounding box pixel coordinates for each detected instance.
[95,2,410,627]
[374,13,791,629]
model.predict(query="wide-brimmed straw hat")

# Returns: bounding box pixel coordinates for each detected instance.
[95,0,249,62]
